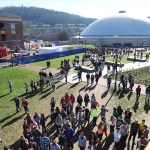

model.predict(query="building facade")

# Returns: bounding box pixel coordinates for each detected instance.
[71,16,150,47]
[0,14,24,48]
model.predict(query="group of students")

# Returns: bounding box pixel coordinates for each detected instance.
[13,91,149,150]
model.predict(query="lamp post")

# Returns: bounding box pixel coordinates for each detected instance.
[114,53,118,91]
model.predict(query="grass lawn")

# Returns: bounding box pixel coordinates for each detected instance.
[105,56,131,64]
[0,66,149,150]
[30,53,85,68]
[112,66,150,85]
[0,67,39,149]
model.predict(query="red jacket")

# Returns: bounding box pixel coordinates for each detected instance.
[22,99,29,107]
[70,95,75,103]
[65,94,70,101]
[136,87,141,93]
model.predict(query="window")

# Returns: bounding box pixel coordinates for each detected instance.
[10,23,15,30]
[0,23,5,30]
[1,34,6,41]
[12,34,16,40]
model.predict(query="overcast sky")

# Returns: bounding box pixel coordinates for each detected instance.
[1,0,150,19]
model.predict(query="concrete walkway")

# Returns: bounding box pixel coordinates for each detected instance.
[19,61,150,95]
[61,61,150,95]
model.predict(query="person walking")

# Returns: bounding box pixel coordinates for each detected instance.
[90,106,98,126]
[70,94,75,107]
[78,70,82,82]
[124,108,132,125]
[78,132,87,150]
[40,133,50,150]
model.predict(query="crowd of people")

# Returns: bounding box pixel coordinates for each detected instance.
[13,91,150,150]
[5,47,150,150]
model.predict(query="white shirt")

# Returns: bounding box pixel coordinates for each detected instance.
[114,130,121,142]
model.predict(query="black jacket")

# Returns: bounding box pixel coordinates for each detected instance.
[130,122,139,133]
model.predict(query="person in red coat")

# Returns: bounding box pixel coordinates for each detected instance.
[136,85,141,99]
[65,93,70,102]
[70,94,75,107]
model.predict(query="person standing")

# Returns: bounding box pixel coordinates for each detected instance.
[128,120,139,144]
[14,97,21,113]
[58,126,66,150]
[76,109,84,130]
[84,93,90,107]
[78,70,82,82]
[91,74,95,84]
[77,94,83,106]
[40,114,46,133]
[86,73,90,85]
[88,132,97,150]
[51,77,55,91]
[114,127,121,149]
[40,133,50,150]
[22,98,29,114]
[145,85,150,103]
[107,75,112,90]
[138,120,146,138]
[70,94,75,107]
[50,97,55,110]
[24,81,29,93]
[120,122,128,148]
[8,80,12,93]
[90,106,98,126]
[78,132,87,150]
[124,108,132,125]
[65,125,74,150]
[46,60,51,68]
[136,85,141,99]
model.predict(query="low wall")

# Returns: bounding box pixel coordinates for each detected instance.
[8,48,86,64]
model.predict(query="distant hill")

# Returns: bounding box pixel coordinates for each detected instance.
[0,6,96,25]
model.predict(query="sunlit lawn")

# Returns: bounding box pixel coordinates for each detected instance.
[30,53,85,68]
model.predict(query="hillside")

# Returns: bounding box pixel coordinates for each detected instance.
[0,6,96,25]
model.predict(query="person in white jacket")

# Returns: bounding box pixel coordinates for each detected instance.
[114,127,121,149]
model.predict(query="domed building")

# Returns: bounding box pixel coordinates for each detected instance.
[71,16,150,47]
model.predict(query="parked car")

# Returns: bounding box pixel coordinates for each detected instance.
[13,50,30,57]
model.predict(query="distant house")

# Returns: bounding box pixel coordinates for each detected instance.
[0,13,24,48]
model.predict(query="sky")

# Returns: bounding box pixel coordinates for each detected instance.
[1,0,150,19]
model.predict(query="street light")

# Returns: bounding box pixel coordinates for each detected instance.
[114,53,118,91]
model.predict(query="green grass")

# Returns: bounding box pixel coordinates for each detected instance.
[0,67,39,149]
[0,66,149,150]
[116,66,150,85]
[30,53,85,68]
